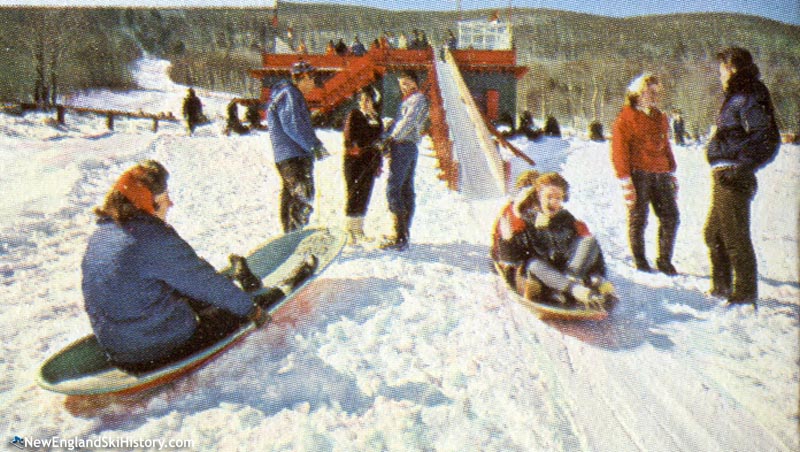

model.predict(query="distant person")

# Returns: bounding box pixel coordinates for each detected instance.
[408,29,421,50]
[419,31,430,49]
[446,29,457,50]
[224,99,248,136]
[705,47,780,306]
[672,110,686,145]
[588,120,605,142]
[491,172,613,306]
[297,40,308,55]
[397,32,408,50]
[611,73,679,275]
[342,87,384,245]
[543,115,561,137]
[351,35,366,56]
[335,38,348,56]
[245,100,264,130]
[82,161,316,373]
[325,40,336,55]
[378,70,429,251]
[182,88,204,135]
[518,110,533,132]
[265,61,330,233]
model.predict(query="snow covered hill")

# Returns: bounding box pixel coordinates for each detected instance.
[0,58,797,451]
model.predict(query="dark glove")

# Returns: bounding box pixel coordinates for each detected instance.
[312,144,331,161]
[253,288,287,310]
[247,305,271,327]
[717,166,748,188]
[229,254,262,292]
[375,137,394,155]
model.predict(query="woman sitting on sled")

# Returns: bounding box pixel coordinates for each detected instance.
[82,160,316,373]
[491,172,615,307]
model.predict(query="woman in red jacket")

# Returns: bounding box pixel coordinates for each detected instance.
[611,73,679,275]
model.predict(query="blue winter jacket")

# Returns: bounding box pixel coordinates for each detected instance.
[706,67,780,172]
[82,214,254,365]
[266,79,323,164]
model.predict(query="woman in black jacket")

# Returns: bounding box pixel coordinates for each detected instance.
[342,87,383,244]
[705,47,780,306]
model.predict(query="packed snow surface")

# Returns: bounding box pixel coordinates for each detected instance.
[1,58,798,451]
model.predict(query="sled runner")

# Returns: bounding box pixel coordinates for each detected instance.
[495,262,616,321]
[37,227,346,396]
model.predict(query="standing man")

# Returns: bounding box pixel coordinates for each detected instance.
[672,110,686,146]
[266,61,330,233]
[611,73,680,275]
[380,70,429,251]
[705,47,779,306]
[182,88,204,136]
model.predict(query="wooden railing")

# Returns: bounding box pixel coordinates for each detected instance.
[426,61,458,190]
[306,56,384,115]
[1,102,180,132]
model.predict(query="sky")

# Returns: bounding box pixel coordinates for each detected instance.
[0,0,797,25]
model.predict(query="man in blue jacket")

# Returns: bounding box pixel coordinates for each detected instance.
[705,47,780,306]
[266,61,330,233]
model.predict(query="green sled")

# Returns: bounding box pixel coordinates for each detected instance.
[37,227,346,396]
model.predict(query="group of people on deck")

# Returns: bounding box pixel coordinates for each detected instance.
[80,46,778,374]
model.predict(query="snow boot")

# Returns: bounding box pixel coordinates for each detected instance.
[568,282,605,309]
[281,255,318,291]
[656,224,678,275]
[589,275,618,302]
[229,254,262,292]
[345,216,371,245]
[380,213,409,251]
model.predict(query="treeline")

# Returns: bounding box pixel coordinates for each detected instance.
[0,8,140,104]
[1,4,797,134]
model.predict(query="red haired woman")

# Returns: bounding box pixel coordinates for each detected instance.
[82,160,314,373]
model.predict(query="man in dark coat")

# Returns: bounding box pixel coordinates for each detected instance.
[705,47,780,306]
[182,88,204,135]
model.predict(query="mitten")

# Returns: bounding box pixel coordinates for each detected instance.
[313,144,331,161]
[248,306,270,327]
[620,177,636,208]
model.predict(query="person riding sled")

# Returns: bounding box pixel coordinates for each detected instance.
[491,172,615,307]
[82,160,317,374]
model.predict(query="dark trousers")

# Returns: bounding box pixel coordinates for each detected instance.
[112,300,246,374]
[344,150,381,217]
[386,141,419,225]
[276,157,315,233]
[628,170,680,264]
[704,169,758,298]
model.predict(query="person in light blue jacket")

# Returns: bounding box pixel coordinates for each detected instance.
[379,70,429,251]
[266,61,330,232]
[82,161,314,373]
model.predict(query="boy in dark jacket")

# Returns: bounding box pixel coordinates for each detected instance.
[492,172,613,306]
[705,47,780,306]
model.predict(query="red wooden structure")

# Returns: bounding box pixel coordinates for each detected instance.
[250,46,526,192]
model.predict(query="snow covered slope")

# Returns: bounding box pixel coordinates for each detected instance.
[0,58,797,451]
